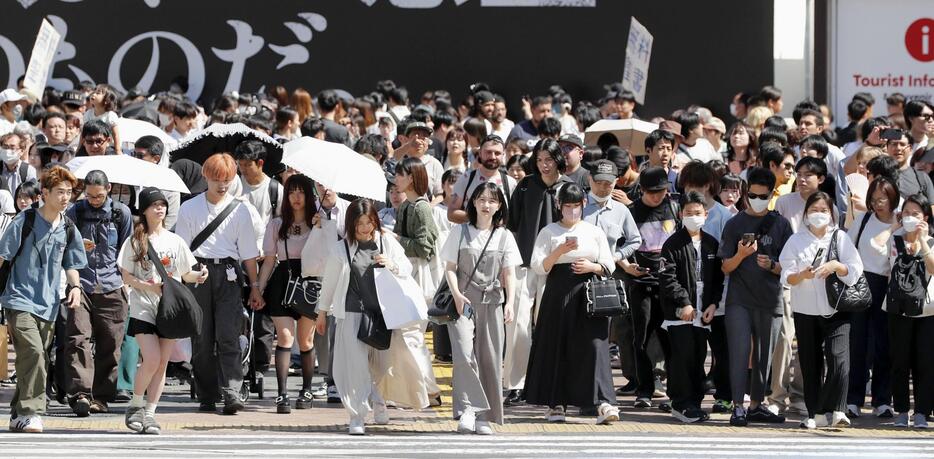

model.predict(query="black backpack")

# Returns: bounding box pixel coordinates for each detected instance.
[887,235,929,317]
[0,209,77,296]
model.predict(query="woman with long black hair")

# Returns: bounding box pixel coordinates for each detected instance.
[257,174,321,414]
[525,183,620,425]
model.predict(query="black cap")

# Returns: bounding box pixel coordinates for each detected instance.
[404,121,433,136]
[639,166,670,192]
[36,142,69,154]
[605,146,632,172]
[590,159,619,182]
[138,187,168,213]
[558,134,584,149]
[62,90,84,107]
[474,90,495,104]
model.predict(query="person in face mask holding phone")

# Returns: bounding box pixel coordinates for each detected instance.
[526,183,619,425]
[780,192,863,429]
[719,167,794,427]
[658,191,724,423]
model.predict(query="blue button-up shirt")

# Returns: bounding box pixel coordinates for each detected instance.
[583,196,642,262]
[0,209,87,321]
[65,198,132,294]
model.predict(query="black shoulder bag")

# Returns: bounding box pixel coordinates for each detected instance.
[824,229,871,313]
[428,225,496,324]
[283,236,320,320]
[147,243,204,339]
[344,236,392,350]
[189,200,240,252]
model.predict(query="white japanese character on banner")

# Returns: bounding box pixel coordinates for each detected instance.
[268,12,327,70]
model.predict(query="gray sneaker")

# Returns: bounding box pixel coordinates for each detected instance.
[142,412,161,435]
[913,413,929,429]
[894,412,910,427]
[125,405,144,433]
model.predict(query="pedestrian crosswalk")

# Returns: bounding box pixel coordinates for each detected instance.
[2,433,934,458]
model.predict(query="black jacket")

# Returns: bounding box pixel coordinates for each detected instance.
[508,174,572,266]
[658,228,724,321]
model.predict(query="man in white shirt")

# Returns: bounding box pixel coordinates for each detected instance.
[674,112,720,164]
[448,135,517,224]
[0,132,36,194]
[175,153,261,415]
[401,121,444,198]
[0,89,27,136]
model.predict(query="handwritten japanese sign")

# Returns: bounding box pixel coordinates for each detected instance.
[22,18,60,98]
[622,17,652,105]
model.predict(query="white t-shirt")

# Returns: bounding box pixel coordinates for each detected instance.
[774,192,840,233]
[174,193,260,260]
[240,175,284,227]
[117,230,196,325]
[846,211,892,276]
[84,110,119,127]
[418,154,445,197]
[440,224,522,268]
[676,138,720,164]
[530,221,616,276]
[451,169,517,205]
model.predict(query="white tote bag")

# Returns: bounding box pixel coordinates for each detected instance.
[374,267,428,329]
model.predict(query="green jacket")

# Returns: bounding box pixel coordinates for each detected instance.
[394,198,438,260]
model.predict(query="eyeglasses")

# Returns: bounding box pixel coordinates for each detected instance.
[780,162,795,170]
[917,113,934,121]
[748,192,770,200]
[870,197,889,205]
[84,137,108,146]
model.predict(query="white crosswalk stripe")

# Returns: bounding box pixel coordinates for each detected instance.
[2,434,934,458]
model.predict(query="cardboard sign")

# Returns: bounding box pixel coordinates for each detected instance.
[622,17,653,105]
[22,19,61,98]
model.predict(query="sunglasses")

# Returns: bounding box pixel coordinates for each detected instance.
[747,192,770,200]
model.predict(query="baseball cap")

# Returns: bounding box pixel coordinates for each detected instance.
[62,90,84,107]
[558,134,584,150]
[0,89,26,105]
[590,159,619,182]
[404,121,433,136]
[640,166,670,192]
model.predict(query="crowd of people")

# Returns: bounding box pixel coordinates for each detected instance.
[0,76,933,436]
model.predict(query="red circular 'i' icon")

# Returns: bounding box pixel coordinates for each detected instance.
[905,18,934,62]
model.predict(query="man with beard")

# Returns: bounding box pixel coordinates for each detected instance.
[448,135,517,224]
[490,94,514,142]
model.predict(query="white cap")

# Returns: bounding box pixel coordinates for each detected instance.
[0,89,26,105]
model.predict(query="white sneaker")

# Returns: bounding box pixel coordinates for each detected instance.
[457,409,477,434]
[9,413,42,433]
[874,404,895,418]
[545,406,566,423]
[815,413,831,427]
[913,413,929,428]
[799,417,817,429]
[766,404,782,416]
[596,403,620,425]
[475,420,494,435]
[846,404,861,418]
[372,402,389,425]
[348,418,365,435]
[831,411,851,427]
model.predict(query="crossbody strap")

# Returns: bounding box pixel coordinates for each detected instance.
[146,242,171,281]
[190,200,239,252]
[855,212,872,249]
[459,226,497,294]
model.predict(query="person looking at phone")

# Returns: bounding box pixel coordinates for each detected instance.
[658,191,723,423]
[719,167,794,426]
[439,183,521,435]
[624,166,680,409]
[63,169,133,417]
[526,183,619,425]
[780,191,863,429]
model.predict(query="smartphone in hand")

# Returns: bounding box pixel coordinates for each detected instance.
[741,233,756,245]
[810,248,825,269]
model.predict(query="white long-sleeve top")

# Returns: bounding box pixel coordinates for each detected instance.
[779,226,864,316]
[530,221,615,277]
[317,229,413,320]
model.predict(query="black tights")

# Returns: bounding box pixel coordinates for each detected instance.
[300,349,314,392]
[275,346,291,396]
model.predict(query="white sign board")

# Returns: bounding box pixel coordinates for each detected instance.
[22,19,61,98]
[621,17,653,105]
[830,0,933,122]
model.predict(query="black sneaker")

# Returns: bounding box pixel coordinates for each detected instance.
[223,398,244,415]
[712,399,732,413]
[198,402,217,412]
[633,397,652,409]
[687,408,709,422]
[503,389,522,407]
[326,385,341,404]
[658,402,672,413]
[114,390,132,403]
[730,407,748,427]
[276,395,291,414]
[295,390,314,409]
[615,381,638,396]
[747,405,785,423]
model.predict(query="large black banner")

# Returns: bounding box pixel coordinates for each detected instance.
[0,0,773,118]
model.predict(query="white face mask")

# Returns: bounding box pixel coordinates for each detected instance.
[589,191,610,204]
[158,113,171,127]
[11,105,23,122]
[807,212,831,229]
[0,148,18,165]
[748,198,770,213]
[683,215,706,232]
[903,215,921,233]
[729,103,738,118]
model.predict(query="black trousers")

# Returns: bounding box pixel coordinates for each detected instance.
[847,272,891,408]
[708,315,731,401]
[667,324,708,412]
[628,282,670,399]
[888,313,934,414]
[794,312,850,418]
